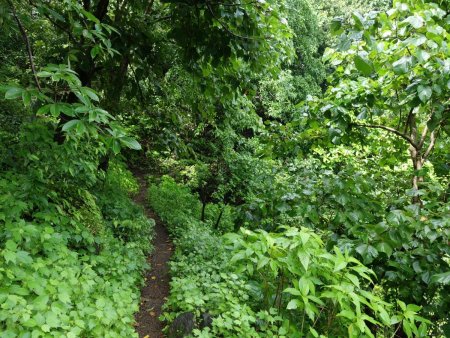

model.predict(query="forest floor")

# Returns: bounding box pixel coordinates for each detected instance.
[133,171,173,338]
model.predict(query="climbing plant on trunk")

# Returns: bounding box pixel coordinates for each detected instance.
[314,0,449,204]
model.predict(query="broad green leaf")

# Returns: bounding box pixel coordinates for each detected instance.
[286,299,299,310]
[5,87,23,99]
[257,256,269,269]
[5,240,17,251]
[81,10,100,24]
[375,242,393,257]
[309,327,319,338]
[230,250,245,263]
[62,119,81,132]
[403,320,412,337]
[354,55,373,76]
[300,253,310,271]
[403,15,424,29]
[37,71,52,77]
[16,250,32,264]
[82,87,100,102]
[417,85,432,103]
[355,244,378,263]
[408,35,427,47]
[330,19,343,35]
[334,259,347,272]
[431,271,450,285]
[45,311,59,328]
[392,56,411,74]
[283,287,301,296]
[3,250,16,263]
[346,273,360,287]
[33,295,50,311]
[91,46,100,59]
[299,231,311,245]
[22,91,31,106]
[337,309,355,320]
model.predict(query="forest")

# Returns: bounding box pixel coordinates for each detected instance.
[0,0,449,337]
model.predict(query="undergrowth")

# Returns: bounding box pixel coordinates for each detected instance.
[0,123,154,337]
[150,176,429,337]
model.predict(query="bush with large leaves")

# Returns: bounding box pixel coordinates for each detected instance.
[304,0,450,333]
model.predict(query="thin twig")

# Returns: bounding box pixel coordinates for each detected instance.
[206,1,257,41]
[390,322,401,338]
[404,107,414,134]
[353,122,418,149]
[8,0,42,92]
[417,124,428,149]
[207,0,258,7]
[395,90,402,130]
[422,127,439,162]
[28,0,76,43]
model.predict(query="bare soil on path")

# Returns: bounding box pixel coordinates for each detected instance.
[133,171,172,338]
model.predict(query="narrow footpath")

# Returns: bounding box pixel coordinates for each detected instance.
[133,171,173,338]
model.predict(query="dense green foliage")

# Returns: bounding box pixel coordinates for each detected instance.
[0,147,154,336]
[150,178,429,337]
[1,0,449,337]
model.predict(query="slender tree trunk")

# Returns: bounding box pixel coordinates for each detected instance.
[408,114,423,205]
[409,145,423,205]
[214,207,224,229]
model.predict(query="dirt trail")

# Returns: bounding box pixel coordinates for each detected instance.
[133,171,172,338]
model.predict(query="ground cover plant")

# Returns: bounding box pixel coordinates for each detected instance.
[0,151,154,337]
[150,178,430,337]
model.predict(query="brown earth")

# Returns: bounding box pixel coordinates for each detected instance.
[133,171,172,338]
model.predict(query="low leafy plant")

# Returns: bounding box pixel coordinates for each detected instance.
[0,141,154,337]
[225,226,429,337]
[151,178,427,337]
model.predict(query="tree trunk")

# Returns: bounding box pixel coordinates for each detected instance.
[214,208,224,229]
[409,145,424,205]
[105,53,130,111]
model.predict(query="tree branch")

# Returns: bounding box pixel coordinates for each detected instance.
[403,107,414,134]
[353,123,419,149]
[422,127,440,162]
[28,1,76,44]
[205,1,257,41]
[417,124,428,149]
[8,0,42,92]
[207,0,258,7]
